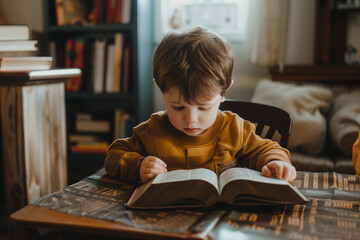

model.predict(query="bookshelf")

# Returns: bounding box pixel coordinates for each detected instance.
[270,0,360,83]
[42,0,154,183]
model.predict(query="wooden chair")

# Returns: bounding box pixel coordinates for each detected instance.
[219,99,291,148]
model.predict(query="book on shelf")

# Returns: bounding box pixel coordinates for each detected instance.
[121,0,131,24]
[104,43,116,93]
[64,37,85,91]
[76,119,111,133]
[0,24,31,41]
[112,33,124,93]
[122,39,132,93]
[92,39,107,93]
[69,134,103,142]
[55,0,66,26]
[114,109,131,139]
[126,167,309,209]
[75,112,111,133]
[106,0,116,24]
[70,142,109,154]
[0,40,38,52]
[0,56,53,72]
[49,41,57,68]
[114,0,123,23]
[69,133,109,154]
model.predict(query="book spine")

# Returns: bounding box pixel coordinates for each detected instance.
[71,38,85,91]
[113,33,124,93]
[65,38,75,91]
[92,39,107,93]
[105,43,115,93]
[122,39,132,93]
[55,0,66,26]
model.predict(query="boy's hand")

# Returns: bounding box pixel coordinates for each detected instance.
[140,156,167,182]
[261,160,296,182]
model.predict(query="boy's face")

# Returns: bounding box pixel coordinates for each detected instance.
[163,87,225,136]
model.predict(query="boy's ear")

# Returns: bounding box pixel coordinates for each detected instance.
[153,79,159,89]
[221,80,234,102]
[220,95,226,103]
[227,80,234,91]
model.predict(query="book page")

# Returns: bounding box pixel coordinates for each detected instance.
[219,168,288,193]
[153,168,219,192]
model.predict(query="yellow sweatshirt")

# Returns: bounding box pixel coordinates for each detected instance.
[353,132,360,175]
[105,111,291,182]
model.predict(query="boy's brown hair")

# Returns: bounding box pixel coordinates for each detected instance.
[153,27,234,103]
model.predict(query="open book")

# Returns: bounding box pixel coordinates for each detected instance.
[126,168,309,209]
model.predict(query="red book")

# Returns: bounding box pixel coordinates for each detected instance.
[122,39,131,93]
[70,144,108,154]
[55,0,66,25]
[65,38,74,91]
[114,0,123,24]
[107,0,117,24]
[72,38,85,91]
[96,0,103,24]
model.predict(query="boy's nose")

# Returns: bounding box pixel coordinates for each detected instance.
[184,110,198,124]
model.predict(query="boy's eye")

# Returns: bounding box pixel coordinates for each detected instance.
[172,106,184,111]
[199,107,210,111]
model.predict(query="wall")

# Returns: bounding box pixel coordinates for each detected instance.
[0,0,43,32]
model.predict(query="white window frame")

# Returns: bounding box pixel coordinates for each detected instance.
[153,0,250,43]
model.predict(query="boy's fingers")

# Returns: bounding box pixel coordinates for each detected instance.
[145,162,166,172]
[146,157,167,168]
[261,165,272,177]
[268,162,284,179]
[142,173,156,182]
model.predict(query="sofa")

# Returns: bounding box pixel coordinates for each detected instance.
[250,79,359,174]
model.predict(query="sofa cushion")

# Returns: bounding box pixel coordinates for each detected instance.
[328,90,360,157]
[290,151,334,172]
[251,79,333,154]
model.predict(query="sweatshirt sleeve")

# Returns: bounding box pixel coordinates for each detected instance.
[104,123,148,182]
[353,132,360,176]
[236,118,291,171]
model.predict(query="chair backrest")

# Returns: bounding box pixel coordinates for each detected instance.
[219,99,291,148]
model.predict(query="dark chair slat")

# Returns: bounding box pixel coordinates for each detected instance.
[220,99,291,148]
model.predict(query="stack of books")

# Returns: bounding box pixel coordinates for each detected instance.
[68,109,132,154]
[0,24,53,72]
[69,112,112,154]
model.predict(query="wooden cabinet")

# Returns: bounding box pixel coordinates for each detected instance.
[41,0,154,183]
[270,0,360,83]
[0,69,80,218]
[315,0,360,64]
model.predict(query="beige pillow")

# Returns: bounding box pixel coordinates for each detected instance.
[251,79,333,154]
[329,90,360,156]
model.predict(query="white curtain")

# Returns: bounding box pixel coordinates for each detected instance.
[248,0,289,68]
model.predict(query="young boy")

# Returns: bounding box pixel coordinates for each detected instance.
[105,27,296,183]
[353,132,360,175]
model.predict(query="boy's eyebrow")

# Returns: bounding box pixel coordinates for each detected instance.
[169,101,212,106]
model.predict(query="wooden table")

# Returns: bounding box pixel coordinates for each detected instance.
[9,169,360,240]
[10,205,207,240]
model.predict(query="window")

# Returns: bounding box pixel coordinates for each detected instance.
[154,0,250,43]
